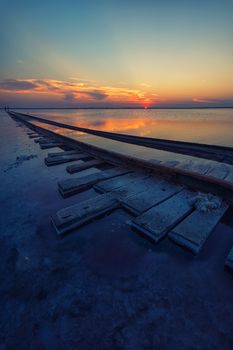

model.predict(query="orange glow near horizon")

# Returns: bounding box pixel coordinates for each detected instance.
[0,77,232,107]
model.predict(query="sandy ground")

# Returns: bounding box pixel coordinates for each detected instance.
[0,110,233,350]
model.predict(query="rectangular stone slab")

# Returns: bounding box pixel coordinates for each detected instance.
[58,167,131,197]
[94,172,147,193]
[48,150,81,157]
[51,193,119,235]
[131,190,194,242]
[45,153,91,166]
[40,143,64,150]
[225,247,233,271]
[122,179,183,215]
[107,176,157,200]
[67,159,106,174]
[169,202,229,254]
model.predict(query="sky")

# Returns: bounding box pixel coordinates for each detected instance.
[0,0,233,108]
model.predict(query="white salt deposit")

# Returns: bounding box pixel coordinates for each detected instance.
[189,192,222,213]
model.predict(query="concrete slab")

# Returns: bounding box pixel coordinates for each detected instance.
[107,176,156,201]
[58,167,131,197]
[67,159,106,174]
[44,153,91,166]
[94,172,147,193]
[131,190,194,242]
[48,150,81,157]
[51,193,119,235]
[40,143,64,150]
[169,202,229,254]
[122,179,183,215]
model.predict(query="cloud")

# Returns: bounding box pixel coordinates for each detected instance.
[0,77,160,106]
[140,83,152,88]
[0,79,38,91]
[64,92,77,102]
[86,90,107,100]
[192,97,213,103]
[69,77,96,83]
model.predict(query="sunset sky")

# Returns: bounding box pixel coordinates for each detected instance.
[0,0,233,108]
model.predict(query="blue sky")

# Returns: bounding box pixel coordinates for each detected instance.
[0,0,232,107]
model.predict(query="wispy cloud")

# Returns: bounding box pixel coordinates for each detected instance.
[192,97,214,103]
[0,79,38,91]
[0,78,160,106]
[69,77,96,83]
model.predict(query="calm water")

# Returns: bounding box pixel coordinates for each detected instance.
[20,108,233,146]
[19,108,233,163]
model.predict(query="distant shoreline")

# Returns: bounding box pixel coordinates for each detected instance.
[7,106,233,110]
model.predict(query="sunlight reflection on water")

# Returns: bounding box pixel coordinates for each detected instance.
[21,108,233,147]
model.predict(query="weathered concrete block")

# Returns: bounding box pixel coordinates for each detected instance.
[94,172,147,193]
[169,201,228,254]
[58,167,131,197]
[122,179,182,215]
[45,153,91,166]
[51,193,119,235]
[131,190,194,242]
[48,150,81,157]
[40,143,64,150]
[67,159,106,174]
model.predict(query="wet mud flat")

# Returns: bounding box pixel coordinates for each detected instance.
[0,111,233,349]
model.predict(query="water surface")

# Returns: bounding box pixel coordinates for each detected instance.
[19,108,233,147]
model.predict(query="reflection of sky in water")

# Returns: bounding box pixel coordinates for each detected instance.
[32,120,226,166]
[21,108,233,147]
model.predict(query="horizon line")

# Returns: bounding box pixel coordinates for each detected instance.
[5,106,233,110]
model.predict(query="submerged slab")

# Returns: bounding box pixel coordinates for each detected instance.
[108,176,156,200]
[131,190,194,242]
[58,167,131,197]
[40,142,64,150]
[225,247,233,271]
[122,179,183,215]
[94,172,147,193]
[169,201,228,254]
[67,159,106,174]
[48,150,81,157]
[45,152,91,166]
[51,193,119,235]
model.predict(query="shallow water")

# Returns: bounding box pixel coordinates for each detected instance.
[1,110,233,349]
[18,108,233,147]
